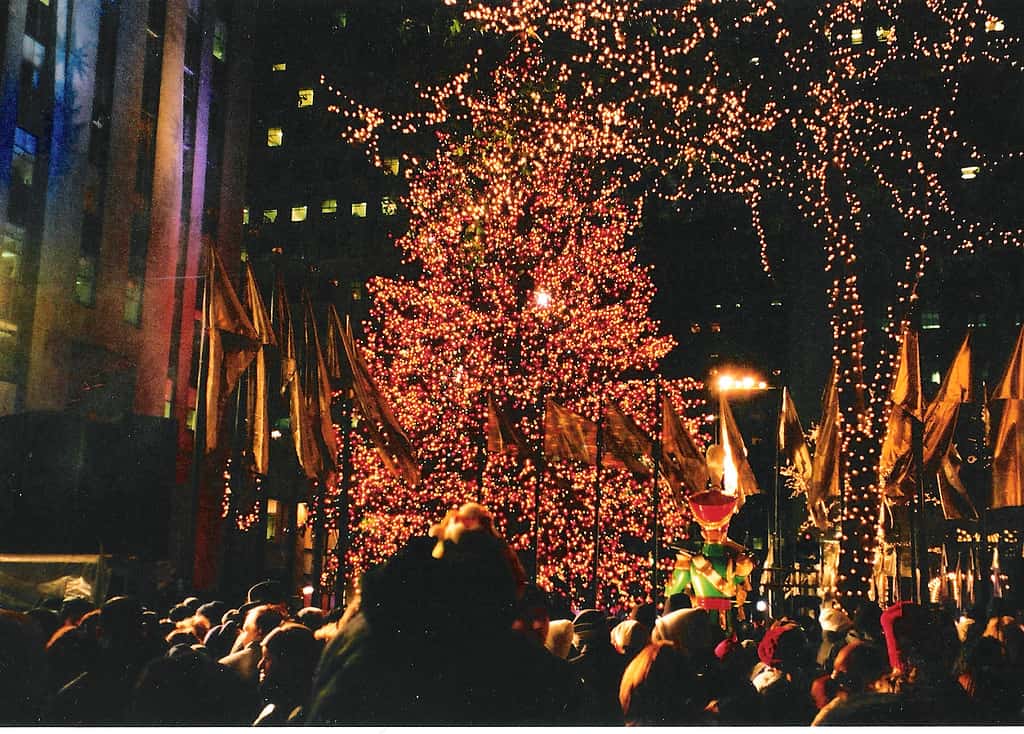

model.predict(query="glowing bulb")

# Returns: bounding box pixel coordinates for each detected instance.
[534,289,552,308]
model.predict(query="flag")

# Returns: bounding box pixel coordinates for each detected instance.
[543,398,597,464]
[719,393,760,508]
[778,387,812,483]
[302,292,337,472]
[880,326,923,501]
[341,316,420,486]
[660,396,709,502]
[888,330,973,500]
[809,366,841,529]
[204,247,259,455]
[601,401,653,476]
[274,277,321,479]
[486,395,532,459]
[242,262,276,475]
[992,546,1004,599]
[325,304,350,386]
[938,446,979,520]
[993,326,1024,509]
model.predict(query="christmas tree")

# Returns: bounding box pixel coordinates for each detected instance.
[337,100,708,607]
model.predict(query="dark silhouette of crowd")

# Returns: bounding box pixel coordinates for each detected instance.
[1,502,1022,725]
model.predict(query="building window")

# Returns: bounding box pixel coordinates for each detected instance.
[851,27,863,45]
[212,18,226,60]
[124,215,148,325]
[321,199,337,215]
[266,498,279,540]
[267,127,283,147]
[11,128,36,187]
[381,196,398,216]
[74,213,102,306]
[272,62,286,71]
[22,35,45,89]
[242,207,249,224]
[351,281,363,301]
[351,202,367,218]
[383,157,400,176]
[921,311,941,330]
[262,209,278,223]
[297,88,313,107]
[291,205,307,222]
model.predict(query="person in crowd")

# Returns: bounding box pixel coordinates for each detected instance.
[306,507,586,725]
[130,647,253,724]
[570,608,628,725]
[26,607,60,645]
[811,640,890,723]
[219,604,285,687]
[706,635,760,724]
[754,621,818,724]
[196,600,227,631]
[955,634,1020,722]
[45,595,158,724]
[611,618,650,662]
[652,607,719,666]
[545,618,575,659]
[296,606,326,633]
[512,585,552,649]
[619,641,707,725]
[0,610,47,724]
[817,603,853,671]
[253,622,323,725]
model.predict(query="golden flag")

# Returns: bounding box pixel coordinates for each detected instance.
[992,398,1024,509]
[486,395,532,459]
[809,366,841,528]
[243,262,276,475]
[302,292,337,472]
[660,396,709,501]
[779,387,813,483]
[273,277,321,479]
[543,398,597,465]
[880,326,923,500]
[601,401,653,476]
[341,316,420,486]
[325,304,350,385]
[938,446,978,520]
[993,325,1024,399]
[719,393,760,508]
[204,247,259,455]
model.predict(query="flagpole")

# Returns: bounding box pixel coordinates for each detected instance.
[772,388,784,615]
[333,391,352,607]
[651,379,663,599]
[591,395,605,609]
[533,391,547,586]
[184,257,210,591]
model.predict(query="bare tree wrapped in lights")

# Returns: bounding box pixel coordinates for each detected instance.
[326,0,1024,604]
[338,111,708,607]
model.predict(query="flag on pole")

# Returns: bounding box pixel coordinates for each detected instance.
[242,262,276,475]
[601,401,653,476]
[880,326,924,501]
[301,293,337,472]
[779,387,813,483]
[809,366,841,529]
[274,277,322,479]
[660,396,709,500]
[938,446,978,520]
[325,304,351,387]
[543,398,597,465]
[486,395,532,459]
[204,247,260,455]
[719,393,760,508]
[992,325,1024,509]
[341,316,420,486]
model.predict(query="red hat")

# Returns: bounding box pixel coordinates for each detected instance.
[879,601,929,673]
[687,489,738,530]
[757,623,807,671]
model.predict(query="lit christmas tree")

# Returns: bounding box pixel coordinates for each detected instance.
[326,0,1024,603]
[336,107,708,607]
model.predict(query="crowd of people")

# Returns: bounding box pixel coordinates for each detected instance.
[1,501,1022,725]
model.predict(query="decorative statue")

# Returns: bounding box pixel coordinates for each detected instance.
[665,446,755,629]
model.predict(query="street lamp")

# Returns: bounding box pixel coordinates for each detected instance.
[712,369,768,394]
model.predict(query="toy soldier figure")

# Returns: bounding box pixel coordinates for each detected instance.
[665,446,755,629]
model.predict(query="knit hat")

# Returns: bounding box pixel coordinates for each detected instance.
[572,609,607,646]
[610,619,650,657]
[714,636,740,660]
[652,608,715,656]
[757,622,808,672]
[879,601,929,673]
[819,605,853,633]
[546,619,575,659]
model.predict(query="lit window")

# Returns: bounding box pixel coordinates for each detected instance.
[263,209,278,223]
[267,127,283,147]
[272,62,286,71]
[124,276,143,325]
[266,498,279,540]
[961,165,980,180]
[851,27,863,45]
[931,371,942,385]
[212,19,227,60]
[297,88,313,108]
[291,205,307,222]
[11,128,36,187]
[381,196,398,216]
[383,157,400,175]
[351,281,363,301]
[321,199,337,214]
[985,17,1005,33]
[710,322,721,333]
[242,207,249,225]
[922,311,941,330]
[690,323,701,334]
[876,26,895,43]
[351,202,367,218]
[22,35,45,71]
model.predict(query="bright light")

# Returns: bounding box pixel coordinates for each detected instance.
[534,289,552,308]
[302,584,315,596]
[756,599,768,612]
[986,18,1005,32]
[716,372,768,392]
[270,429,283,439]
[961,165,980,180]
